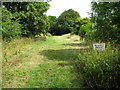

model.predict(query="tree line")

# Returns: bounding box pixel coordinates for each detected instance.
[2,1,120,44]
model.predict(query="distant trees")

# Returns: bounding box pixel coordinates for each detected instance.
[3,2,85,40]
[48,9,89,35]
[48,16,57,35]
[56,9,81,35]
[3,1,120,44]
[2,1,93,40]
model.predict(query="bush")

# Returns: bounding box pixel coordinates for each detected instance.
[76,47,120,88]
[2,8,22,41]
[78,20,94,40]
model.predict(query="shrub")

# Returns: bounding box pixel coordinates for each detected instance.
[2,8,22,41]
[78,21,94,40]
[76,47,120,88]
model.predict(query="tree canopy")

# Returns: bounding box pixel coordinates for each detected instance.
[3,2,50,37]
[91,2,120,43]
[2,8,22,40]
[55,9,81,35]
[2,1,120,44]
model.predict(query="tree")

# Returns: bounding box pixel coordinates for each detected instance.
[91,1,120,43]
[48,16,57,35]
[3,1,50,36]
[74,17,90,35]
[56,9,81,35]
[78,18,94,40]
[2,8,22,40]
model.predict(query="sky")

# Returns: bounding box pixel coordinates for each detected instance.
[46,0,92,18]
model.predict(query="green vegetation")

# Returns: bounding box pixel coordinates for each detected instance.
[76,47,120,88]
[55,9,81,35]
[2,1,120,44]
[48,16,57,35]
[2,0,120,89]
[3,2,50,38]
[78,18,94,40]
[91,2,120,44]
[2,8,22,40]
[3,34,87,88]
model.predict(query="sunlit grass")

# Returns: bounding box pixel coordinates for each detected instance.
[2,34,88,88]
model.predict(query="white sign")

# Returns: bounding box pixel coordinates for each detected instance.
[93,43,105,51]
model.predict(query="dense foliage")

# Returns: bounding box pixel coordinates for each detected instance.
[48,16,57,35]
[2,2,91,39]
[21,2,50,36]
[55,9,81,35]
[78,18,94,40]
[75,2,120,88]
[2,1,120,88]
[2,1,120,44]
[91,2,120,44]
[48,9,90,35]
[76,48,120,88]
[2,8,22,40]
[2,2,50,39]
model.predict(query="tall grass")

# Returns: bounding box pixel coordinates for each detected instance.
[2,36,47,87]
[3,38,32,65]
[2,36,47,66]
[2,35,82,88]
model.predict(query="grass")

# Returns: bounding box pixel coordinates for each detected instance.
[2,34,89,88]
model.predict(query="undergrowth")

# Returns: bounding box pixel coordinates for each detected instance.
[76,46,120,88]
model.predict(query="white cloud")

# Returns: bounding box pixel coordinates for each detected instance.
[46,0,91,18]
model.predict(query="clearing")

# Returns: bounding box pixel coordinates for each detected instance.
[3,34,89,88]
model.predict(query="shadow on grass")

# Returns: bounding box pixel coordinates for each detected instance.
[39,44,90,88]
[39,48,87,61]
[39,48,87,87]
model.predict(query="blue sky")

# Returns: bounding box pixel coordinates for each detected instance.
[46,0,92,18]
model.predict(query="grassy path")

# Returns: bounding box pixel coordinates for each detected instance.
[3,34,88,88]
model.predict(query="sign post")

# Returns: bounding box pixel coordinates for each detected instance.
[93,43,105,51]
